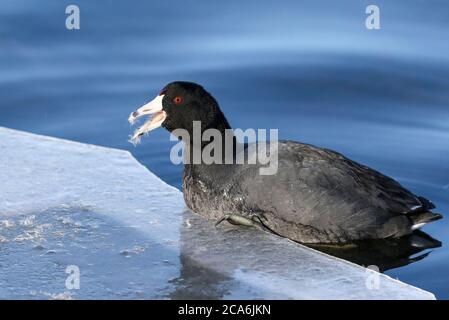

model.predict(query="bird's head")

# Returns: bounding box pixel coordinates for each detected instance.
[128,81,230,144]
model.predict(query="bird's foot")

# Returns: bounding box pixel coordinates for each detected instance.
[215,213,270,232]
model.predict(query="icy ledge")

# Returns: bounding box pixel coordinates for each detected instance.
[0,127,435,299]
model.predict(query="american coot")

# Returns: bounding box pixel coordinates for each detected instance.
[128,81,442,244]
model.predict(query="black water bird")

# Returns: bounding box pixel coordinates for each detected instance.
[128,81,442,244]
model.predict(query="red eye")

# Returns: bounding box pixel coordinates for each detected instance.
[173,96,183,105]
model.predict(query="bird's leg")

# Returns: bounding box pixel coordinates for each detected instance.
[215,214,255,227]
[215,213,271,232]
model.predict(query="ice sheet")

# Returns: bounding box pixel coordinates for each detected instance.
[0,127,435,299]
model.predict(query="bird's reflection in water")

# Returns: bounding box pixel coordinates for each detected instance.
[168,253,234,299]
[168,211,237,300]
[307,230,442,272]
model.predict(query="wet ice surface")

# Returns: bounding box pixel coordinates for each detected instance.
[0,207,180,299]
[0,127,435,299]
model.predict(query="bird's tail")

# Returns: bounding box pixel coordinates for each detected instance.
[408,211,443,230]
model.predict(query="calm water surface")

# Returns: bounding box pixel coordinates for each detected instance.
[1,0,448,298]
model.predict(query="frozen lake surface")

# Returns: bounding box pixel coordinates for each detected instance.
[0,127,435,299]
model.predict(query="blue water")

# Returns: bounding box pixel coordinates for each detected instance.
[1,0,448,298]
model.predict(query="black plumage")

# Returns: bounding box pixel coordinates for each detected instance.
[130,81,442,244]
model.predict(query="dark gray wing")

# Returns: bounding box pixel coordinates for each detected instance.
[235,141,425,243]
